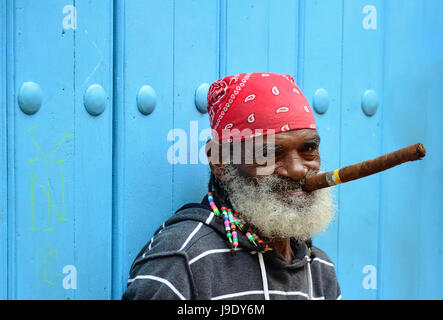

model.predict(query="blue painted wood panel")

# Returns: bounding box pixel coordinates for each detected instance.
[113,0,174,298]
[302,0,343,267]
[72,0,114,299]
[12,0,76,299]
[338,0,384,300]
[379,0,443,299]
[1,0,442,300]
[0,0,8,301]
[171,0,218,211]
[3,0,113,299]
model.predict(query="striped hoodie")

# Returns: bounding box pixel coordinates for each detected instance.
[122,195,341,300]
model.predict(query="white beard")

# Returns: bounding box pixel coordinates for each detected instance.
[222,166,336,241]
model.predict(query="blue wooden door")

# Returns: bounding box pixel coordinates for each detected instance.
[1,0,442,300]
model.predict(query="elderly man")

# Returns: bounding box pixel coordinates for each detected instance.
[122,72,341,300]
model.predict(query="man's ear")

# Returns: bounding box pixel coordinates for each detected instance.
[206,139,225,180]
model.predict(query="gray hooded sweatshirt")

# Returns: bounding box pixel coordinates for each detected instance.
[122,195,341,300]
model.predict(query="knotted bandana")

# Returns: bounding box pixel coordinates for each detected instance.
[207,72,316,143]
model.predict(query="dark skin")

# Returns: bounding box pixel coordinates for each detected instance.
[207,128,321,262]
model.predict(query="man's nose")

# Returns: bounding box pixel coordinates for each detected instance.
[276,152,309,181]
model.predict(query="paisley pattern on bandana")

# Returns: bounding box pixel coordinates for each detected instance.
[207,72,316,143]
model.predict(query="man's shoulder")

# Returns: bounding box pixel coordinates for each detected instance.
[134,205,226,262]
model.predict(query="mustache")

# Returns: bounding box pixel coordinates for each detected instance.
[219,164,320,194]
[258,169,319,193]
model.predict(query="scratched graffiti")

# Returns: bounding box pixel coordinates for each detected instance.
[26,124,72,231]
[35,244,63,289]
[26,125,74,290]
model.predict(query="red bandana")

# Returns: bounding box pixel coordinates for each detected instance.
[207,72,316,143]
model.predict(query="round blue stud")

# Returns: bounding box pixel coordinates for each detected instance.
[18,82,43,115]
[361,89,378,117]
[312,88,329,114]
[137,85,157,115]
[84,84,107,116]
[195,83,209,113]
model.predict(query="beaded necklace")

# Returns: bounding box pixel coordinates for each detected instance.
[207,192,272,253]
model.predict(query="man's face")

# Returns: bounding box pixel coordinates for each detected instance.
[213,129,334,241]
[233,128,321,184]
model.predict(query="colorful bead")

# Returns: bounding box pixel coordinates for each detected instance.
[227,209,240,249]
[208,192,271,253]
[245,231,256,244]
[208,192,221,216]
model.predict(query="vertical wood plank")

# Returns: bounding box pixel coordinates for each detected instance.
[267,0,299,75]
[415,1,443,299]
[5,0,16,300]
[338,0,384,299]
[0,0,8,300]
[114,0,175,298]
[74,0,114,299]
[13,0,76,299]
[172,0,219,210]
[303,0,343,269]
[379,0,443,299]
[226,0,269,74]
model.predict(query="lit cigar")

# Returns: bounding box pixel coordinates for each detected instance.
[302,143,426,192]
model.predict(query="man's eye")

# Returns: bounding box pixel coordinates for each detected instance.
[303,144,318,153]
